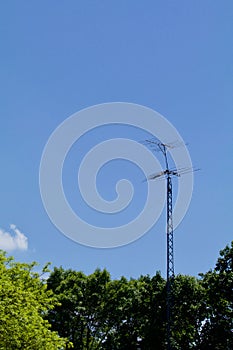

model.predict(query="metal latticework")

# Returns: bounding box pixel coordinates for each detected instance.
[166,176,174,279]
[142,139,191,350]
[142,138,198,350]
[166,174,174,350]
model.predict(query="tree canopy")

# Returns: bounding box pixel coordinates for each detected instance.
[46,241,233,349]
[0,251,71,350]
[0,241,232,349]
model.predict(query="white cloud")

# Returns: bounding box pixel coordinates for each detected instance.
[0,224,28,251]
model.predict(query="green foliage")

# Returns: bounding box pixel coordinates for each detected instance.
[47,269,167,349]
[199,241,233,350]
[0,251,71,350]
[47,267,111,349]
[137,273,166,350]
[171,275,206,349]
[46,241,233,350]
[1,241,232,349]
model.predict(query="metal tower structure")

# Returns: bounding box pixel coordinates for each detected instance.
[143,140,180,350]
[143,139,199,350]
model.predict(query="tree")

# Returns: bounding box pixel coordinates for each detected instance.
[102,276,147,349]
[137,273,166,350]
[47,269,167,350]
[46,241,233,350]
[199,241,233,350]
[0,250,71,350]
[171,275,206,349]
[47,267,112,349]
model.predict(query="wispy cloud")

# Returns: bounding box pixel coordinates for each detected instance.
[0,224,28,251]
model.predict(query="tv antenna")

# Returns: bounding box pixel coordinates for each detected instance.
[143,138,198,350]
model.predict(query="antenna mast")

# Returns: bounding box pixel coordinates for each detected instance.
[164,145,174,350]
[142,138,198,349]
[159,143,175,350]
[144,140,177,350]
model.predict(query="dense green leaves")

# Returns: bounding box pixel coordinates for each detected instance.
[0,251,71,350]
[47,268,165,349]
[199,241,233,350]
[171,275,205,349]
[0,241,232,349]
[46,242,233,349]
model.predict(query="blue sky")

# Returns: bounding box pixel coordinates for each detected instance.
[0,1,232,279]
